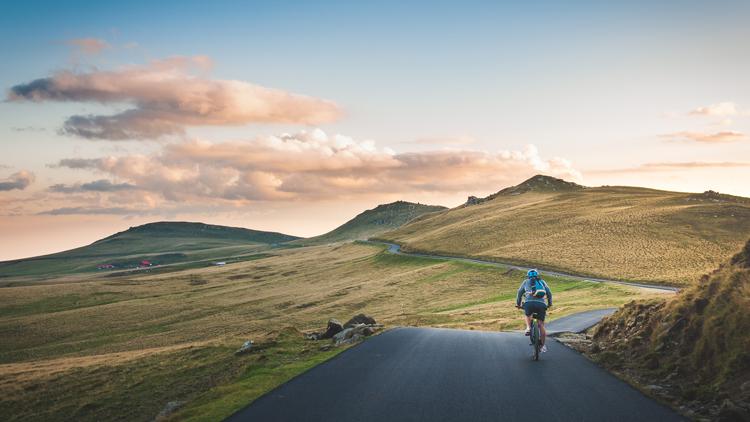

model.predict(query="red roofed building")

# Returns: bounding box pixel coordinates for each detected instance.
[140,260,152,267]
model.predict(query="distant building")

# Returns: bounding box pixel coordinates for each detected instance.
[140,260,152,267]
[214,262,226,266]
[97,264,115,270]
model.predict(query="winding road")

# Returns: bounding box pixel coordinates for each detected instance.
[227,310,682,421]
[370,241,679,293]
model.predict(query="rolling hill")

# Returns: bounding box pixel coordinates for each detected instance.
[0,222,300,279]
[298,200,447,245]
[378,175,750,285]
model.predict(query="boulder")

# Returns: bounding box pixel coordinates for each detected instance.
[344,314,376,329]
[235,340,253,356]
[154,400,186,421]
[332,328,354,344]
[335,333,365,346]
[350,323,375,337]
[320,318,344,339]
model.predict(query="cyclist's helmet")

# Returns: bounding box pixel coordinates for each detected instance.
[527,269,539,279]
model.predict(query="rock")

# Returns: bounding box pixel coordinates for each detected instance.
[348,323,370,336]
[717,399,750,422]
[742,381,750,393]
[332,328,354,344]
[154,400,186,421]
[320,318,344,339]
[305,332,321,341]
[335,333,365,346]
[235,340,253,355]
[344,314,376,329]
[465,196,481,206]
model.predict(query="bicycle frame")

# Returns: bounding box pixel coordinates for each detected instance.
[530,316,541,361]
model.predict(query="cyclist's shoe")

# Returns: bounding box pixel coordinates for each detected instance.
[541,345,548,353]
[524,328,531,336]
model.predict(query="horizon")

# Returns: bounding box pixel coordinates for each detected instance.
[2,1,750,260]
[1,173,738,262]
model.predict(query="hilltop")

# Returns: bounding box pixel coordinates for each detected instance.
[466,174,585,205]
[379,175,750,285]
[585,239,750,420]
[299,201,447,245]
[0,221,299,279]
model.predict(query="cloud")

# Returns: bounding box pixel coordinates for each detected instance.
[8,56,342,140]
[54,129,581,203]
[67,38,110,55]
[37,206,150,216]
[52,158,106,169]
[0,171,35,191]
[11,126,46,132]
[660,130,746,143]
[588,161,750,175]
[406,135,477,146]
[49,179,137,193]
[689,102,739,117]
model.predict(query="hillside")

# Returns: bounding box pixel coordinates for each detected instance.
[379,175,750,285]
[0,222,300,279]
[299,201,447,245]
[584,239,750,420]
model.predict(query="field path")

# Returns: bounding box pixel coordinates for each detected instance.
[227,310,683,422]
[369,241,679,293]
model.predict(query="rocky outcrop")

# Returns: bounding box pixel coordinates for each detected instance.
[322,319,344,339]
[344,314,376,329]
[307,315,382,346]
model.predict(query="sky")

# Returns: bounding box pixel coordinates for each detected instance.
[1,0,750,260]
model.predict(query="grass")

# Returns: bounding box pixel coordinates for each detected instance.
[0,242,667,420]
[0,221,298,279]
[296,201,446,245]
[582,239,750,420]
[379,184,750,285]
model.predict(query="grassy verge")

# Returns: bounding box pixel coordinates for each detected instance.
[168,329,346,421]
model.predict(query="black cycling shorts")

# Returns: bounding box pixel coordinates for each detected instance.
[523,301,547,321]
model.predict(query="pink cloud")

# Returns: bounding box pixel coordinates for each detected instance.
[8,56,341,140]
[660,130,746,143]
[688,102,738,117]
[67,38,110,55]
[0,171,35,191]
[52,130,581,205]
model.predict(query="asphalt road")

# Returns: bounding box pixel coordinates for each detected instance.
[544,308,616,334]
[371,241,679,292]
[227,315,683,422]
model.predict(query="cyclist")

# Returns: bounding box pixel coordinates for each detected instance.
[515,269,553,353]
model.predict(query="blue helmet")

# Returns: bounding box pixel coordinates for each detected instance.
[527,269,539,278]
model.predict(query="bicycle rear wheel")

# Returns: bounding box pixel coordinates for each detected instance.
[532,320,540,361]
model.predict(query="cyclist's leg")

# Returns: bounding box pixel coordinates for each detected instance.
[521,302,532,332]
[539,320,546,346]
[536,303,548,345]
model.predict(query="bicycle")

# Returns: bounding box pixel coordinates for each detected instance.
[517,305,543,361]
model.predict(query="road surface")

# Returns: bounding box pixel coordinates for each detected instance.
[227,311,682,422]
[369,241,679,293]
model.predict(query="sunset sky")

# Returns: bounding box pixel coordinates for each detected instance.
[2,0,750,260]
